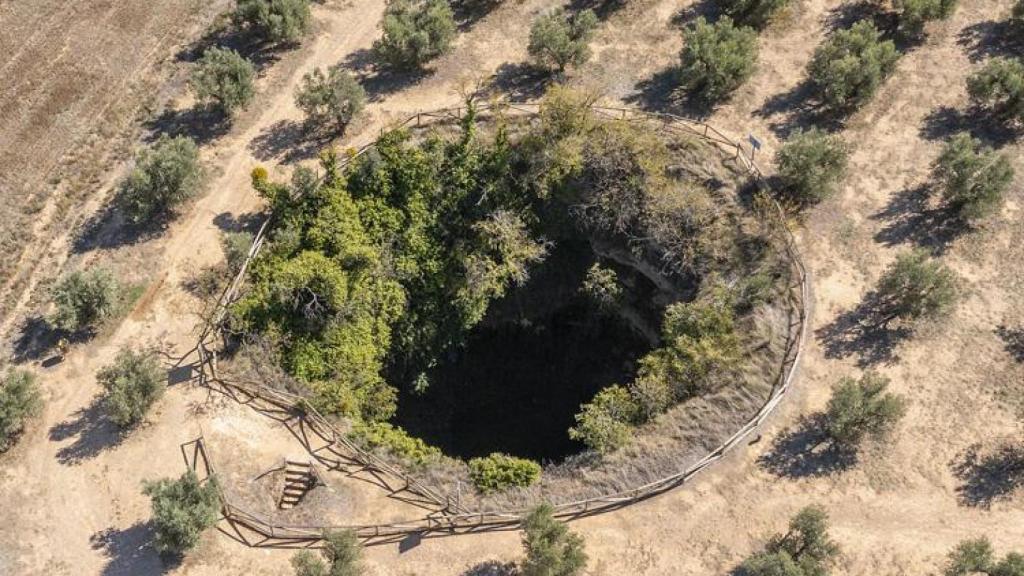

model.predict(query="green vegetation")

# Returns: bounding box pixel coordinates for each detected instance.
[527,9,598,73]
[521,504,588,576]
[717,0,791,29]
[569,385,639,453]
[678,17,759,103]
[1013,0,1024,29]
[291,530,364,576]
[117,135,204,225]
[349,421,440,466]
[222,230,256,274]
[874,250,959,324]
[372,0,457,70]
[740,506,840,576]
[946,537,1024,576]
[468,452,542,492]
[932,133,1014,222]
[580,263,621,310]
[0,370,42,453]
[235,0,312,45]
[97,348,166,428]
[51,268,120,333]
[775,128,850,206]
[295,67,366,133]
[808,20,899,114]
[190,47,255,115]
[967,57,1024,126]
[891,0,958,35]
[824,371,906,449]
[142,471,220,554]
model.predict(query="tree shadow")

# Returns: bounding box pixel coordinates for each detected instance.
[752,80,848,139]
[460,560,517,576]
[71,201,166,255]
[952,442,1024,508]
[485,62,552,103]
[757,415,858,478]
[143,106,232,147]
[91,523,173,576]
[450,0,505,31]
[958,20,1023,62]
[815,291,913,367]
[824,0,879,33]
[669,0,720,28]
[49,395,125,466]
[627,68,722,119]
[342,48,431,103]
[919,105,1023,146]
[212,211,264,234]
[248,119,332,163]
[996,325,1024,363]
[871,184,969,255]
[569,0,632,21]
[11,315,62,363]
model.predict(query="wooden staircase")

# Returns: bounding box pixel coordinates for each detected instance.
[279,460,317,510]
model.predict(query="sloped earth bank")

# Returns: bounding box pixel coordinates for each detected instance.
[0,0,1021,576]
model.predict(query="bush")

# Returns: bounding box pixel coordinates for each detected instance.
[717,0,791,28]
[808,20,899,113]
[521,504,588,576]
[527,9,598,72]
[874,250,959,323]
[190,47,255,114]
[468,453,542,493]
[117,135,204,224]
[932,132,1014,222]
[295,67,366,133]
[967,57,1024,126]
[0,370,42,452]
[142,471,220,554]
[678,17,759,103]
[235,0,312,44]
[222,230,255,274]
[51,268,120,332]
[891,0,959,35]
[775,127,850,206]
[372,0,456,70]
[97,348,166,428]
[580,263,621,309]
[824,371,906,448]
[740,506,840,576]
[291,529,363,576]
[349,421,440,466]
[946,537,1024,576]
[569,385,639,454]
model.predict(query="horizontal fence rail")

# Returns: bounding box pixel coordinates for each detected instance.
[189,103,811,547]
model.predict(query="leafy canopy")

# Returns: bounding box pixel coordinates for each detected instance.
[468,453,542,492]
[775,128,850,206]
[967,57,1024,127]
[0,370,42,452]
[235,0,312,45]
[824,371,906,448]
[932,132,1014,222]
[190,47,255,114]
[875,250,959,323]
[291,529,364,576]
[740,506,840,576]
[717,0,792,29]
[142,471,220,554]
[97,347,166,428]
[51,268,120,333]
[527,9,599,72]
[808,20,899,113]
[117,135,204,225]
[521,504,588,576]
[372,0,456,70]
[679,16,759,103]
[946,537,1024,576]
[295,67,367,133]
[891,0,959,35]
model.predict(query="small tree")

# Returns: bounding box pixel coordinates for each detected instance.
[291,529,364,576]
[569,385,639,454]
[117,135,204,224]
[372,0,456,70]
[775,127,850,206]
[740,506,840,576]
[51,268,120,332]
[97,348,166,428]
[946,537,1024,576]
[808,20,899,114]
[468,453,542,493]
[190,47,256,115]
[295,67,367,133]
[143,471,220,554]
[824,371,907,448]
[717,0,791,29]
[521,504,588,576]
[527,9,599,73]
[678,16,759,103]
[0,370,42,452]
[234,0,312,45]
[967,57,1024,126]
[891,0,959,35]
[580,263,621,310]
[932,132,1014,222]
[874,250,959,324]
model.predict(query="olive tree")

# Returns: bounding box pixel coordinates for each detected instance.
[775,127,850,206]
[740,506,840,576]
[678,16,759,103]
[891,0,959,35]
[97,348,166,428]
[967,57,1024,126]
[234,0,312,45]
[527,9,598,73]
[190,47,255,115]
[824,371,907,449]
[932,132,1014,222]
[117,135,204,224]
[946,537,1024,576]
[142,471,220,554]
[0,370,42,452]
[295,66,366,133]
[808,20,899,114]
[291,530,364,576]
[874,250,959,324]
[372,0,456,70]
[716,0,791,29]
[51,268,120,332]
[521,504,588,576]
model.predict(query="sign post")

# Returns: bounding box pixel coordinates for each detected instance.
[748,134,762,164]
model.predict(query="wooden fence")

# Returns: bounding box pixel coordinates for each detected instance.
[189,103,811,547]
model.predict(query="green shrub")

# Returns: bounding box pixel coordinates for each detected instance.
[235,0,312,44]
[468,453,542,493]
[295,67,367,133]
[775,127,850,206]
[190,47,255,114]
[678,16,759,103]
[627,374,673,421]
[740,506,840,576]
[527,9,598,72]
[349,421,440,466]
[97,348,166,428]
[291,529,364,576]
[716,0,791,28]
[891,0,959,35]
[0,370,42,452]
[142,471,220,554]
[932,132,1014,222]
[824,371,906,448]
[521,504,588,576]
[569,385,639,454]
[967,57,1024,126]
[372,0,456,70]
[222,230,255,274]
[875,250,959,323]
[945,537,1024,576]
[580,263,622,310]
[117,135,204,224]
[808,20,899,113]
[51,268,120,332]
